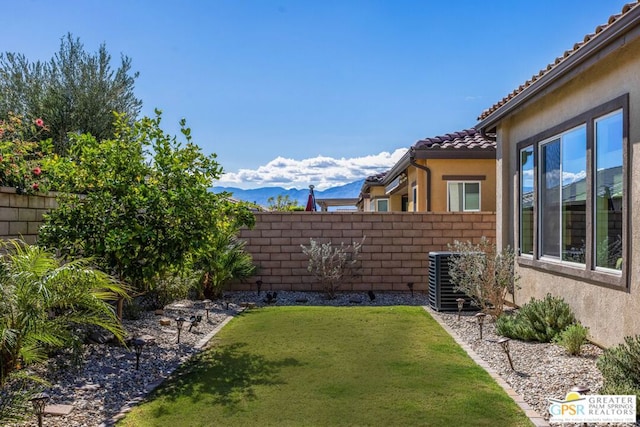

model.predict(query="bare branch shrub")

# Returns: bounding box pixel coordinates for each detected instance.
[447,237,519,318]
[301,237,365,299]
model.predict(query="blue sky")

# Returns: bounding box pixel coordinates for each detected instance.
[2,0,630,189]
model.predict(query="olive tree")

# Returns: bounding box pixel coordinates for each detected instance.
[0,33,142,153]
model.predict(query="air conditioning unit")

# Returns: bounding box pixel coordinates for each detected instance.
[428,251,472,311]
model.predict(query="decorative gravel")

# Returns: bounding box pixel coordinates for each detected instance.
[9,291,635,427]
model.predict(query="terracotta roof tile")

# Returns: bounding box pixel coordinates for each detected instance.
[413,128,495,151]
[364,171,387,184]
[478,1,640,121]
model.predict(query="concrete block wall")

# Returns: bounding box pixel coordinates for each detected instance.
[231,211,496,294]
[0,187,57,244]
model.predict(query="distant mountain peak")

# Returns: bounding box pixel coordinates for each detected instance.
[211,180,364,207]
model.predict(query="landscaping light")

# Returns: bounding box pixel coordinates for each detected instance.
[570,385,591,427]
[256,280,263,296]
[456,298,465,320]
[497,337,514,371]
[202,299,211,320]
[475,312,487,340]
[175,317,186,344]
[30,392,50,427]
[132,337,146,370]
[189,315,202,332]
[407,282,414,297]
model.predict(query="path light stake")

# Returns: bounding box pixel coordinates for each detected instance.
[456,298,465,321]
[407,282,414,297]
[132,337,146,370]
[175,317,186,344]
[570,386,591,427]
[475,312,487,340]
[256,280,263,296]
[30,392,50,427]
[202,299,211,320]
[497,337,514,371]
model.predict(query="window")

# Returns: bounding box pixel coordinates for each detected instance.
[594,110,623,271]
[448,182,480,212]
[539,126,587,263]
[519,146,534,256]
[376,199,389,212]
[412,186,417,212]
[517,95,626,286]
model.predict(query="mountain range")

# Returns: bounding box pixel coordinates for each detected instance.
[211,180,364,208]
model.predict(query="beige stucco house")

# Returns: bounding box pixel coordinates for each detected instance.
[357,129,496,212]
[476,2,639,347]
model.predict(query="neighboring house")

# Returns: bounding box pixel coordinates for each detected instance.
[476,2,639,346]
[357,129,496,212]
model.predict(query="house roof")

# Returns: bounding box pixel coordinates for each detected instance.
[359,128,495,200]
[414,128,496,152]
[478,1,640,124]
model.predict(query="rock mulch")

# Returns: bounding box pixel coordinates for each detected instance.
[9,291,634,427]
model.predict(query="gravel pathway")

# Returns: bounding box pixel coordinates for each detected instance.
[9,291,635,427]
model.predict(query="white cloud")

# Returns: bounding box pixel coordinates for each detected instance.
[216,148,408,190]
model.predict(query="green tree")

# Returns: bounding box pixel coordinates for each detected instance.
[0,33,142,153]
[267,194,303,211]
[0,240,127,386]
[38,111,255,306]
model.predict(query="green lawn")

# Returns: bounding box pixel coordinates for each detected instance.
[118,306,532,427]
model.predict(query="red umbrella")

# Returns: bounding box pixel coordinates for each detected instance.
[305,185,317,211]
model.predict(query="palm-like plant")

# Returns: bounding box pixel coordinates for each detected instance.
[0,240,128,386]
[195,233,256,299]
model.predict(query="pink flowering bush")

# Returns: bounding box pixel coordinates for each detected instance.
[0,113,54,194]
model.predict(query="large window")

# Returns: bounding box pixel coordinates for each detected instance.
[539,126,587,263]
[448,182,480,212]
[517,95,626,285]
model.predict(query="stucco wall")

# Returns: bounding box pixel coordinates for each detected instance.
[231,211,496,294]
[497,36,640,347]
[0,187,56,244]
[424,158,497,212]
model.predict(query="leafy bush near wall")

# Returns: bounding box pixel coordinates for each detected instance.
[597,335,640,413]
[495,294,576,342]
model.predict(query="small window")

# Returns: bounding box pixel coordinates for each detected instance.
[412,186,417,212]
[376,199,389,212]
[519,146,534,256]
[447,182,480,212]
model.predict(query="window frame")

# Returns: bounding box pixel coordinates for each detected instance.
[447,181,481,212]
[516,94,629,289]
[375,198,389,212]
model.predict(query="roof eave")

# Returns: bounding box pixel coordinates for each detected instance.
[477,5,640,132]
[411,148,496,160]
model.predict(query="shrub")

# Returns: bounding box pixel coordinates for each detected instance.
[495,294,576,342]
[554,323,589,355]
[597,335,640,413]
[301,237,365,299]
[151,271,200,308]
[447,237,519,318]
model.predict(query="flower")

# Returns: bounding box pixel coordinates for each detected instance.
[32,166,41,176]
[35,118,44,127]
[31,182,39,191]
